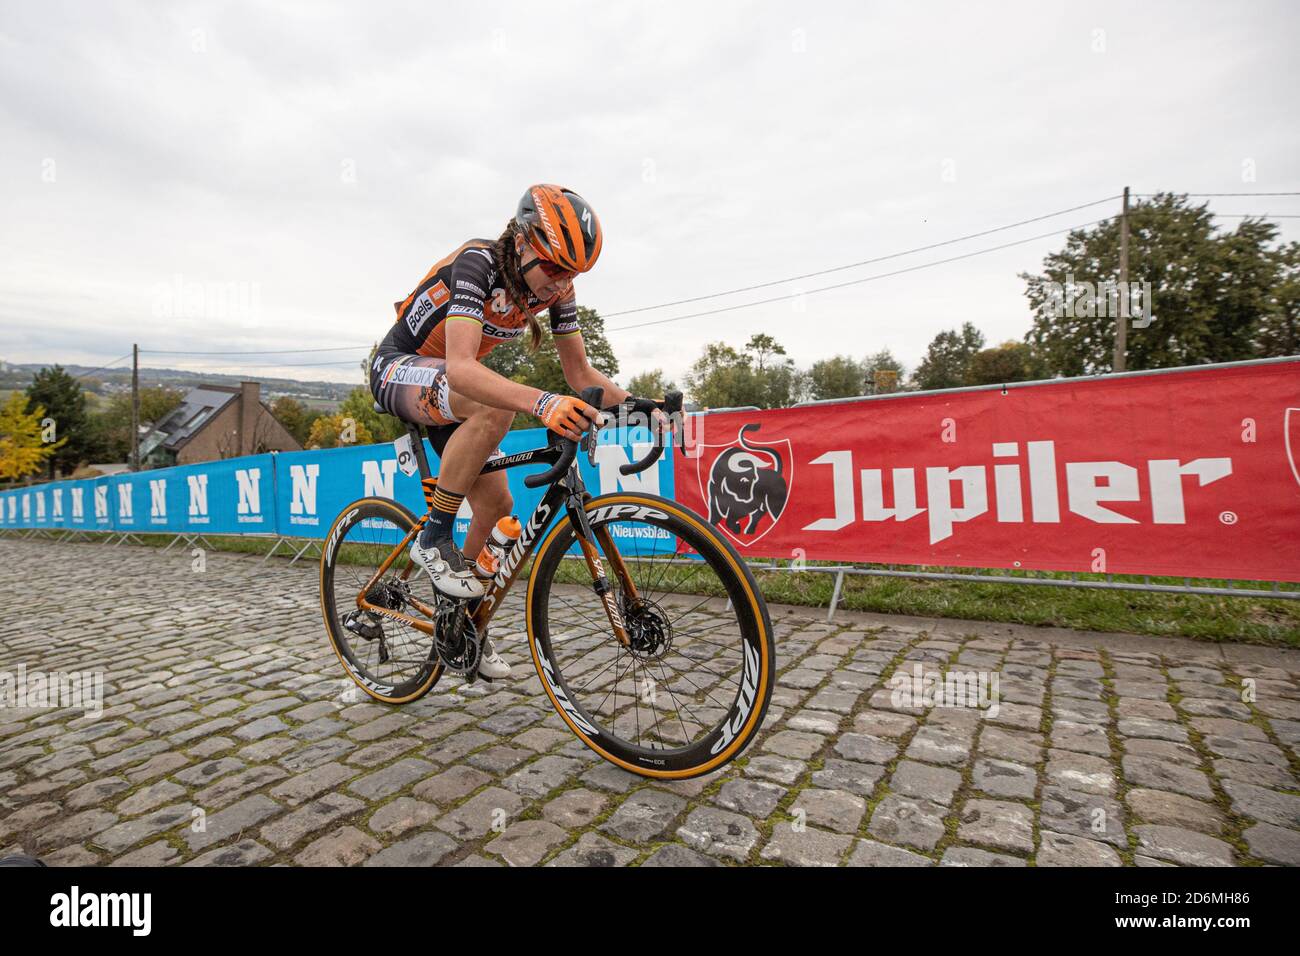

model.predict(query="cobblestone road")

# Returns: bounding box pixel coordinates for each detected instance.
[1,536,1298,867]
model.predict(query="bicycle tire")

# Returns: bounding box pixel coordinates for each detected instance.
[526,492,774,778]
[319,497,444,704]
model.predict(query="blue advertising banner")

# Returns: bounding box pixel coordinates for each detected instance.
[176,454,277,535]
[23,485,47,529]
[1,477,130,532]
[0,427,675,548]
[273,426,675,546]
[273,443,426,540]
[63,477,115,532]
[92,477,114,531]
[60,479,96,530]
[45,482,72,529]
[106,466,187,533]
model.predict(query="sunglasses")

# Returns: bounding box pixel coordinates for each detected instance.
[521,256,576,282]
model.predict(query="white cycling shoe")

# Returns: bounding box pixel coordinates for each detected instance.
[478,639,511,680]
[410,536,485,600]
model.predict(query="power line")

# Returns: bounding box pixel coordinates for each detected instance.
[141,345,369,356]
[603,195,1123,318]
[85,193,1300,359]
[144,359,365,369]
[607,218,1108,333]
[133,198,1123,354]
[1134,191,1300,197]
[73,354,134,380]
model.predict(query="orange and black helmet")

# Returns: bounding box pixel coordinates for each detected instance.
[515,184,603,273]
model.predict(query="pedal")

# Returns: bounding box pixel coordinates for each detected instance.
[342,610,384,642]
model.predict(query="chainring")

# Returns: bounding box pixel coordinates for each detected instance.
[433,600,481,676]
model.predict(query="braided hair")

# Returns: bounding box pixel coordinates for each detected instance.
[491,221,543,352]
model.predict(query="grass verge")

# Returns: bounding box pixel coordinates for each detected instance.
[38,531,1300,648]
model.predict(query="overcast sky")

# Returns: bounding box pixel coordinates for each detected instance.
[1,0,1297,389]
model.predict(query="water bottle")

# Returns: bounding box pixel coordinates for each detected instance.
[475,515,522,578]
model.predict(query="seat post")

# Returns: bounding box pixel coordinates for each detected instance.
[407,422,434,482]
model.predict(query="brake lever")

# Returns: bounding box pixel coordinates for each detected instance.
[585,411,609,468]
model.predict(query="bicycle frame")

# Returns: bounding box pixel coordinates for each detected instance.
[353,420,637,647]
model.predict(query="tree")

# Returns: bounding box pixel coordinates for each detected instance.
[0,393,63,480]
[1023,193,1281,375]
[84,386,184,462]
[1256,241,1300,357]
[862,349,905,394]
[307,413,374,449]
[966,341,1042,385]
[912,322,985,390]
[482,306,621,427]
[748,335,800,408]
[271,396,324,447]
[745,333,784,371]
[214,414,280,459]
[807,355,865,401]
[683,335,799,410]
[625,368,676,398]
[25,365,91,477]
[685,342,754,409]
[338,387,406,444]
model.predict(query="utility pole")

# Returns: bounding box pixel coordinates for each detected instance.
[131,343,140,472]
[1113,186,1130,372]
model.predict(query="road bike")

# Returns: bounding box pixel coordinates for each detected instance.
[319,387,775,779]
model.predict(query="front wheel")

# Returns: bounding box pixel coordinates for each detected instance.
[526,493,774,779]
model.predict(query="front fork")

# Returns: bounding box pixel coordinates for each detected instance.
[566,487,639,648]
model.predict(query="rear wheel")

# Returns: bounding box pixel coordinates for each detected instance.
[319,497,443,703]
[526,493,774,779]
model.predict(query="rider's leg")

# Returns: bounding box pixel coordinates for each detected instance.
[371,354,491,599]
[435,396,514,679]
[462,470,513,566]
[430,395,513,555]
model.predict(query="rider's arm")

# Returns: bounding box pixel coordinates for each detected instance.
[554,331,629,406]
[444,319,546,415]
[440,249,548,415]
[555,330,673,438]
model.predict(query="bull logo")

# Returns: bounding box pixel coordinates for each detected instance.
[1288,408,1300,490]
[695,424,791,546]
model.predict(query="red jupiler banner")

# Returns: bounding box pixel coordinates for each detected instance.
[674,359,1300,582]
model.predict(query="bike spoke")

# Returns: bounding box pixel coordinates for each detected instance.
[540,512,756,762]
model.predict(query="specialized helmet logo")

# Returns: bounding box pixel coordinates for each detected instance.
[516,183,603,273]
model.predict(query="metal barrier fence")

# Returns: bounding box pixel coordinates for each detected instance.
[5,524,1296,625]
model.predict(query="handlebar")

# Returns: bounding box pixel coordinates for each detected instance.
[618,390,682,476]
[522,386,604,488]
[522,387,683,488]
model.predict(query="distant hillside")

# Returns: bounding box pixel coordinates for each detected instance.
[0,360,357,407]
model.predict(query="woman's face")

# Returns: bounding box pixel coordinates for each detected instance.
[516,234,575,302]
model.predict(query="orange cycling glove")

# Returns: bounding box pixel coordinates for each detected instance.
[534,392,599,440]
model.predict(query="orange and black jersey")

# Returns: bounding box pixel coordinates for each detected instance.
[383,240,581,360]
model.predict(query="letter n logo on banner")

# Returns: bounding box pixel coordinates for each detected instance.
[236,469,261,515]
[117,483,133,521]
[361,460,396,500]
[150,479,167,519]
[188,474,209,517]
[290,464,320,516]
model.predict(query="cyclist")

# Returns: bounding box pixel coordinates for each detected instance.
[370,184,666,679]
